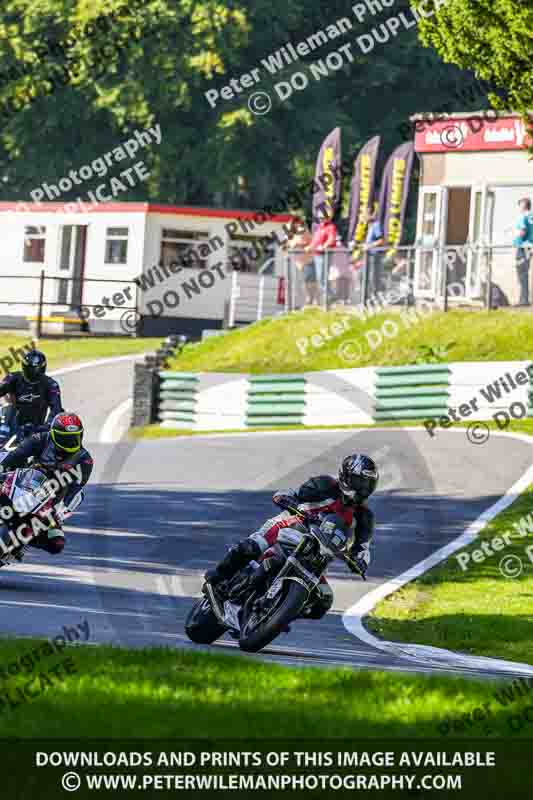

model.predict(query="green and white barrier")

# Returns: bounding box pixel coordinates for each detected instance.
[155,362,533,431]
[246,375,306,427]
[158,372,199,428]
[374,365,451,421]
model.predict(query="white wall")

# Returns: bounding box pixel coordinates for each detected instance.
[139,212,289,322]
[0,205,291,329]
[0,208,147,329]
[443,150,533,185]
[450,361,531,421]
[140,212,231,321]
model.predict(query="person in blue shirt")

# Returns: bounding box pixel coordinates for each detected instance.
[363,208,385,296]
[513,198,532,306]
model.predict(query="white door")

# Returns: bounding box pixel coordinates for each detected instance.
[414,187,445,298]
[466,185,489,299]
[57,225,87,308]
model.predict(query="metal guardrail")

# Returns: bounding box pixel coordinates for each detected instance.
[281,243,533,314]
[0,271,139,336]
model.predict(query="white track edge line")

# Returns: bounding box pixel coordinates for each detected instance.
[343,451,533,676]
[100,398,133,443]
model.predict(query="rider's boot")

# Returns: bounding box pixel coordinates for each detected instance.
[205,539,261,586]
[205,539,262,586]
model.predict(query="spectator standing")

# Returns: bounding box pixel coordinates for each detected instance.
[363,208,385,296]
[329,234,352,304]
[305,216,337,305]
[513,197,533,306]
[284,224,316,306]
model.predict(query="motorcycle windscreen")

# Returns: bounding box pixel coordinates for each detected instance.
[11,469,51,515]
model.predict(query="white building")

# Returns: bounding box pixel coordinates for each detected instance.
[0,202,294,336]
[412,111,533,305]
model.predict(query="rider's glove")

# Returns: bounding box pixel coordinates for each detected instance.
[272,489,298,511]
[349,543,371,576]
[53,501,70,526]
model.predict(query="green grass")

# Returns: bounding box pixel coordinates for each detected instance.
[367,485,533,665]
[0,335,162,371]
[167,308,533,374]
[131,418,533,439]
[0,640,529,739]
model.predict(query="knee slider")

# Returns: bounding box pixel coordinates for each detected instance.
[47,537,65,554]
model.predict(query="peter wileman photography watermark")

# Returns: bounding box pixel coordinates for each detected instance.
[333,276,458,364]
[424,364,533,440]
[0,463,84,557]
[3,124,162,216]
[454,508,533,577]
[437,675,533,736]
[0,618,90,714]
[0,339,37,379]
[204,0,451,114]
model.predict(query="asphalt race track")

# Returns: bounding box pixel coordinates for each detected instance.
[1,357,532,678]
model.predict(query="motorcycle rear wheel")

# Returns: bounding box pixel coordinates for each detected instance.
[239,580,308,653]
[185,597,226,645]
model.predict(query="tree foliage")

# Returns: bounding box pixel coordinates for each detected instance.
[0,0,500,210]
[415,0,533,146]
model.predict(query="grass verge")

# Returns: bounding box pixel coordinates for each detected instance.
[0,335,161,371]
[367,485,533,665]
[0,641,529,738]
[167,308,533,373]
[130,419,533,439]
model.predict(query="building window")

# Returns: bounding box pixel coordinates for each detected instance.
[105,227,129,264]
[228,234,276,274]
[23,226,46,263]
[160,229,210,269]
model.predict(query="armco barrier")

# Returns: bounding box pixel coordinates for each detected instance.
[158,372,199,428]
[374,365,451,421]
[246,375,306,427]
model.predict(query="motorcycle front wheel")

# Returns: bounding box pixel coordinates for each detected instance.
[185,597,226,645]
[238,580,308,653]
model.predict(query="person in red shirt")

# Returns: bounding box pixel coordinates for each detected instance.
[304,217,337,305]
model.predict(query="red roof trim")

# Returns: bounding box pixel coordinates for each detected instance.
[0,200,294,222]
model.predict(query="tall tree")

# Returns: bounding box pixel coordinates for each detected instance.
[0,0,501,211]
[414,0,533,150]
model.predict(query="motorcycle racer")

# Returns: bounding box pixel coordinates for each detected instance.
[0,412,92,558]
[0,349,63,439]
[205,454,378,619]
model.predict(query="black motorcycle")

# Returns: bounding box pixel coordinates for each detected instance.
[0,405,18,463]
[185,504,365,653]
[0,405,48,465]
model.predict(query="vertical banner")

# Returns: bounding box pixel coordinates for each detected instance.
[311,127,342,230]
[377,141,415,255]
[347,135,381,258]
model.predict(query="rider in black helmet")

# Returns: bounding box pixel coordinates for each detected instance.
[0,349,63,440]
[205,453,379,619]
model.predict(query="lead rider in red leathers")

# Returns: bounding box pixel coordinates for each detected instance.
[205,454,379,619]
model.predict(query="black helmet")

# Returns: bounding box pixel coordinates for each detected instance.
[339,454,378,503]
[22,349,47,382]
[50,412,84,455]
